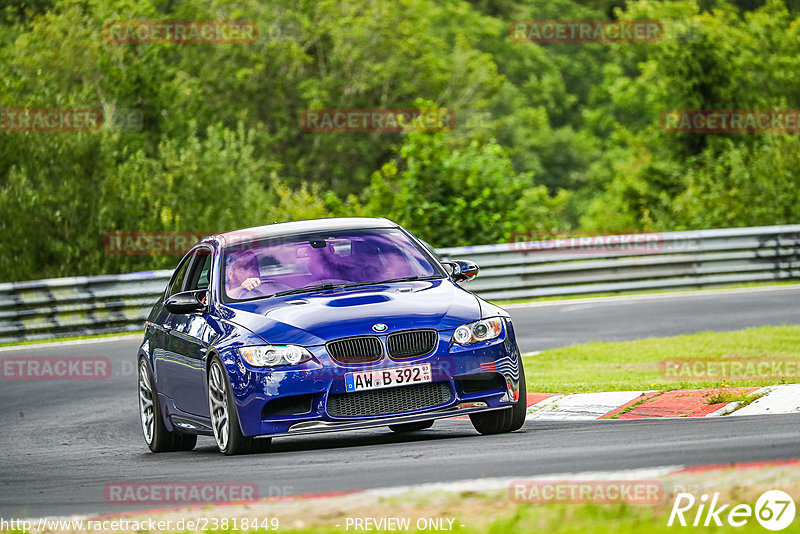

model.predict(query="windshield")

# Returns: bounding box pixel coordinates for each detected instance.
[222,228,442,301]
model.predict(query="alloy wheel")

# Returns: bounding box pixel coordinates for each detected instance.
[208,361,230,451]
[138,360,155,445]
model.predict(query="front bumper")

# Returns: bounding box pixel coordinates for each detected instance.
[221,324,522,437]
[274,402,506,438]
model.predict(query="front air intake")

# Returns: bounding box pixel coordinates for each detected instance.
[327,382,453,418]
[387,329,438,359]
[326,336,383,364]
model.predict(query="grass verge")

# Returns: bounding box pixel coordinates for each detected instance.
[7,463,796,534]
[0,331,144,348]
[492,280,800,306]
[522,325,800,393]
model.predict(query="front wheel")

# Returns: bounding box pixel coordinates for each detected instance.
[208,356,271,455]
[469,365,527,435]
[138,359,197,452]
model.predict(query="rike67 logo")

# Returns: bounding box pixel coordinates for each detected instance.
[669,490,796,531]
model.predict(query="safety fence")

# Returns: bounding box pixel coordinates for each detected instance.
[1,225,798,343]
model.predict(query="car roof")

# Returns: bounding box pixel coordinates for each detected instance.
[208,217,399,248]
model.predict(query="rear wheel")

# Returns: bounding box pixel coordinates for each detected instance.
[208,356,271,455]
[138,359,197,452]
[389,420,434,433]
[469,365,527,435]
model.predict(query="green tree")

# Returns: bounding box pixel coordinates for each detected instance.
[358,126,568,247]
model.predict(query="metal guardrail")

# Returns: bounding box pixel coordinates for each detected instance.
[0,271,173,344]
[437,225,800,300]
[1,225,799,344]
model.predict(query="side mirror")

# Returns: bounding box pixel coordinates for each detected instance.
[165,290,207,314]
[442,260,479,282]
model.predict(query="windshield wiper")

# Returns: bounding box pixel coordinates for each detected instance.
[271,282,339,297]
[336,280,379,289]
[271,280,380,298]
[270,276,439,298]
[376,275,442,284]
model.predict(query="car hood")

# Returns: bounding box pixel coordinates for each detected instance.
[220,280,480,346]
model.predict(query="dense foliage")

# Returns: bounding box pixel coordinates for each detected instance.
[1,0,798,281]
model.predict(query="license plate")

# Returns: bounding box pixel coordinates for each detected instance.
[345,363,432,393]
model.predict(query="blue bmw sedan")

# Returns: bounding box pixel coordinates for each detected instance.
[138,218,527,455]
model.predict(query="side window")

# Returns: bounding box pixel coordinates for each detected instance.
[167,253,194,297]
[186,249,213,291]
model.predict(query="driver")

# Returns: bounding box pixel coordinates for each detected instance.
[226,250,262,299]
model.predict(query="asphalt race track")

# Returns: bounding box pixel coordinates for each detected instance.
[1,286,799,518]
[510,285,800,351]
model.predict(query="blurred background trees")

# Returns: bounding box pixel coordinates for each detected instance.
[1,0,799,280]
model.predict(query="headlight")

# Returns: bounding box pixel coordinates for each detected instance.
[239,345,312,367]
[452,318,503,345]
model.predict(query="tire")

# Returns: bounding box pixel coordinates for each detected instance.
[138,359,197,453]
[469,364,527,435]
[389,420,434,433]
[208,356,272,455]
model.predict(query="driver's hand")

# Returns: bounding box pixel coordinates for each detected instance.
[241,277,261,291]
